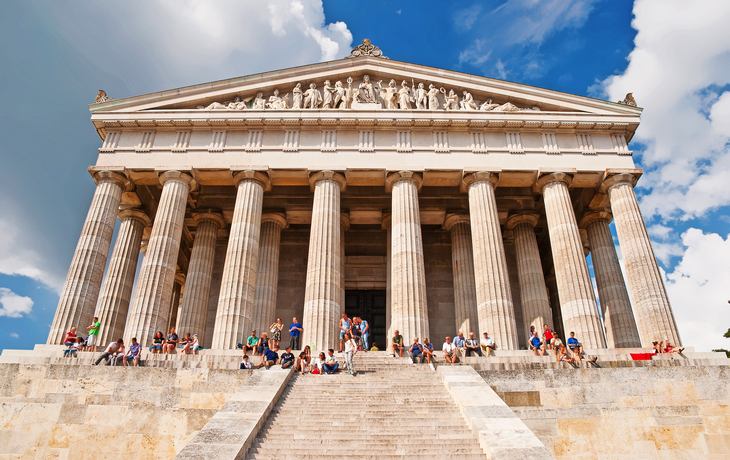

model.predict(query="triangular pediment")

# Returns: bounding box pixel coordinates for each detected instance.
[89,57,641,117]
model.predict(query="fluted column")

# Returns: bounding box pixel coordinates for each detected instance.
[302,171,346,352]
[212,171,269,349]
[48,170,128,344]
[204,240,228,348]
[463,172,519,350]
[168,272,185,333]
[536,173,605,348]
[95,208,150,345]
[443,214,479,336]
[382,214,393,342]
[580,211,641,348]
[125,170,194,345]
[251,213,287,336]
[340,213,350,320]
[545,273,565,340]
[176,212,225,344]
[601,173,681,346]
[507,213,553,342]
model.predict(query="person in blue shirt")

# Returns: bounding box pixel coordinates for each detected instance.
[123,337,142,367]
[257,347,279,369]
[359,317,371,351]
[288,317,303,351]
[453,332,466,361]
[409,338,424,364]
[530,334,543,356]
[567,332,583,359]
[279,346,295,369]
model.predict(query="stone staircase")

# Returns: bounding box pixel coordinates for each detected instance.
[244,352,486,459]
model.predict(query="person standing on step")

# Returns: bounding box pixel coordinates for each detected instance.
[94,339,125,366]
[442,336,458,363]
[359,317,371,351]
[279,346,295,369]
[269,318,284,350]
[288,317,302,351]
[351,317,362,350]
[344,333,358,375]
[409,338,424,364]
[391,330,404,357]
[85,317,101,352]
[324,349,339,374]
[339,314,352,352]
[465,332,482,357]
[422,338,436,363]
[453,332,467,362]
[543,324,556,353]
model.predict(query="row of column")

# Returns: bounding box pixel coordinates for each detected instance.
[48,168,680,351]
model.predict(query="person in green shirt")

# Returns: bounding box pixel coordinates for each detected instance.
[86,317,101,352]
[370,342,379,352]
[391,330,404,357]
[243,331,260,356]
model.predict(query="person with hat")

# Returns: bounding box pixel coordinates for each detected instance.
[243,330,260,356]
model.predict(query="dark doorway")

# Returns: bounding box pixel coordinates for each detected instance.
[345,290,386,349]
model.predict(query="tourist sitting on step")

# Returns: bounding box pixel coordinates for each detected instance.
[257,333,270,355]
[481,332,496,356]
[123,337,142,367]
[64,327,78,347]
[339,313,352,353]
[529,333,544,356]
[557,345,569,362]
[279,346,295,369]
[243,330,259,356]
[257,346,279,369]
[664,341,685,354]
[149,331,164,353]
[651,341,663,354]
[453,332,467,361]
[164,328,179,354]
[567,332,583,357]
[552,337,564,357]
[240,355,252,369]
[182,334,199,354]
[94,339,125,366]
[269,318,284,350]
[422,338,436,363]
[63,337,84,358]
[179,333,192,351]
[465,332,483,357]
[344,333,358,375]
[409,338,424,364]
[442,336,458,363]
[296,345,312,373]
[391,330,404,357]
[323,349,339,373]
[312,352,326,374]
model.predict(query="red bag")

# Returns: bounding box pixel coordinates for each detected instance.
[312,368,320,374]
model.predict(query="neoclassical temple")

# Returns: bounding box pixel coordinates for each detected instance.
[48,40,680,352]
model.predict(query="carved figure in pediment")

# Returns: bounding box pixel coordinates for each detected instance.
[619,92,636,107]
[355,74,378,104]
[322,80,334,109]
[414,82,427,110]
[460,91,478,110]
[252,92,266,110]
[333,81,347,109]
[94,90,113,104]
[292,83,303,109]
[441,88,459,111]
[379,79,399,109]
[397,80,414,110]
[479,98,499,111]
[427,84,440,110]
[266,89,289,110]
[492,102,521,112]
[303,83,322,109]
[205,100,231,110]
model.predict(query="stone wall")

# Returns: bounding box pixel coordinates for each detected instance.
[479,364,730,459]
[0,363,252,460]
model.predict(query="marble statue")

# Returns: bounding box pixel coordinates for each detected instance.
[252,92,266,110]
[441,88,459,111]
[94,89,113,104]
[492,102,521,112]
[331,81,347,109]
[345,77,354,108]
[292,83,303,109]
[619,92,637,107]
[427,84,440,110]
[460,91,478,110]
[266,89,289,110]
[379,79,399,109]
[322,80,334,109]
[303,83,322,109]
[345,38,388,59]
[414,82,427,110]
[355,75,378,104]
[479,99,499,111]
[397,80,413,110]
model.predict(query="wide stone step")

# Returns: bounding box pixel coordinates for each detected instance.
[253,434,479,443]
[248,446,485,456]
[246,454,487,460]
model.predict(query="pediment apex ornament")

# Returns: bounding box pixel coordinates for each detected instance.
[345,38,388,59]
[618,92,637,107]
[94,90,113,104]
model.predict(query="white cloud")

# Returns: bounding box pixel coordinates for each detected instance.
[0,288,34,318]
[396,9,402,15]
[664,229,730,352]
[9,333,19,339]
[599,0,730,221]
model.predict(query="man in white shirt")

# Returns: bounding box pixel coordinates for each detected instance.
[93,339,125,366]
[481,332,496,357]
[442,336,458,363]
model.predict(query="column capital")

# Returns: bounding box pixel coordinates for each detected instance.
[535,172,573,194]
[340,212,351,230]
[578,210,613,229]
[442,213,470,231]
[159,170,196,190]
[386,170,422,192]
[599,170,641,194]
[506,213,539,230]
[381,213,392,229]
[91,169,131,191]
[309,170,346,192]
[261,212,288,229]
[193,211,226,229]
[174,272,186,286]
[118,208,152,227]
[462,171,499,192]
[232,170,271,190]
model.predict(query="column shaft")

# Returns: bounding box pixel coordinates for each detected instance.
[545,274,566,340]
[204,240,228,348]
[383,215,393,343]
[48,171,126,344]
[125,171,193,344]
[340,214,350,324]
[605,176,681,345]
[388,172,429,344]
[583,214,641,348]
[302,171,345,352]
[168,277,184,333]
[464,172,519,350]
[538,173,605,348]
[176,213,224,344]
[212,172,267,349]
[95,209,149,345]
[443,215,479,336]
[251,214,286,336]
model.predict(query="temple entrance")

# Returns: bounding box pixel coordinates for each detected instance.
[345,290,386,349]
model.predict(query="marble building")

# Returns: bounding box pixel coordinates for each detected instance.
[48,40,680,353]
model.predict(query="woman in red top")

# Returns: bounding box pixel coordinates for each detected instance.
[64,327,78,347]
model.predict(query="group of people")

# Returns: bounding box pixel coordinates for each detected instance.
[149,328,200,354]
[390,330,497,364]
[338,314,370,352]
[61,317,102,356]
[241,344,357,376]
[527,325,597,363]
[652,340,684,354]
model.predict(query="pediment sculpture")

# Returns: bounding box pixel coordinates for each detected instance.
[345,38,388,59]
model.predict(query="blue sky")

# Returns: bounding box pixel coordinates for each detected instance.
[0,0,728,352]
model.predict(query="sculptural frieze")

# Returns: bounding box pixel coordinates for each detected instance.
[303,83,322,109]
